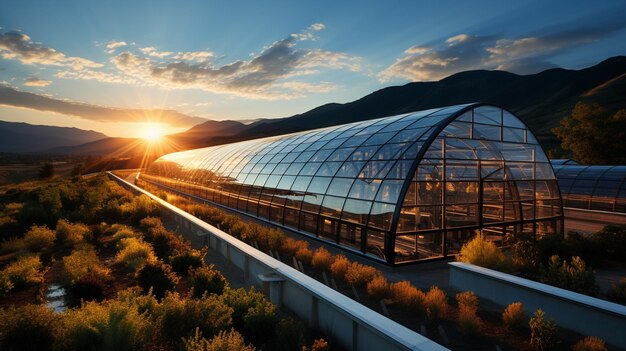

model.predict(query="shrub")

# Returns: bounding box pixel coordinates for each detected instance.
[119,194,160,223]
[281,237,308,257]
[345,262,380,287]
[69,274,107,302]
[457,306,482,336]
[23,225,56,252]
[572,336,607,351]
[329,254,350,281]
[222,287,278,344]
[147,226,187,260]
[273,318,306,351]
[366,275,390,300]
[311,246,333,272]
[220,215,241,234]
[529,309,558,351]
[170,248,206,276]
[459,233,508,270]
[310,339,330,351]
[115,238,157,271]
[191,266,228,298]
[264,228,286,252]
[0,274,13,298]
[425,286,448,322]
[157,294,233,343]
[295,247,314,266]
[0,237,25,254]
[63,246,111,284]
[502,302,526,329]
[541,255,597,295]
[183,328,255,351]
[139,216,164,231]
[1,255,43,287]
[456,291,478,312]
[241,223,264,244]
[0,304,58,351]
[389,281,425,312]
[606,278,626,304]
[55,219,91,245]
[112,227,138,243]
[137,262,179,299]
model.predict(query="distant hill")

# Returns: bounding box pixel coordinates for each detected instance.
[0,120,107,153]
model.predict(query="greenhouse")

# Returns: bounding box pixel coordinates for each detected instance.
[142,103,563,265]
[552,165,626,213]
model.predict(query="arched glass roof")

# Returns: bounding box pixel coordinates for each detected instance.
[143,103,563,265]
[553,165,626,213]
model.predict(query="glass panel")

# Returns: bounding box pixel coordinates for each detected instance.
[342,199,373,225]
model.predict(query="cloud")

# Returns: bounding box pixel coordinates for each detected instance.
[380,21,626,82]
[105,40,127,53]
[0,84,207,127]
[24,76,51,87]
[0,31,102,70]
[292,23,326,41]
[140,46,174,58]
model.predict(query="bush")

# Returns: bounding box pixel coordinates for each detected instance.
[329,254,350,281]
[69,275,107,302]
[220,215,241,234]
[119,194,160,223]
[0,274,13,298]
[63,246,111,284]
[1,255,42,287]
[0,237,25,254]
[157,294,233,343]
[170,249,206,276]
[457,306,482,336]
[389,281,425,312]
[139,216,164,231]
[23,225,56,252]
[55,219,91,245]
[459,233,508,271]
[606,278,626,304]
[366,275,390,300]
[281,237,309,257]
[502,302,526,329]
[147,226,187,260]
[311,246,333,272]
[115,238,157,271]
[183,328,255,351]
[222,287,278,345]
[137,262,179,299]
[425,286,448,322]
[572,336,607,351]
[456,291,478,312]
[273,318,306,351]
[0,304,58,351]
[541,255,597,295]
[309,339,330,351]
[295,247,314,266]
[529,309,558,351]
[191,266,228,298]
[111,226,138,243]
[344,262,380,287]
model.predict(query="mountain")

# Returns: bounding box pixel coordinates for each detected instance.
[0,120,107,153]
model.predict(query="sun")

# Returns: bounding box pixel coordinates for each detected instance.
[141,124,165,142]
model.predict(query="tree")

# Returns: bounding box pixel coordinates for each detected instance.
[553,102,626,164]
[39,163,55,179]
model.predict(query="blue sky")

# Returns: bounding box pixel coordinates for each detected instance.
[0,0,625,137]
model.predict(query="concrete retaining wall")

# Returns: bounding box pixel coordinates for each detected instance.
[108,172,448,351]
[449,262,626,349]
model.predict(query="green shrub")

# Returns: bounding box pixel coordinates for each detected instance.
[344,262,380,287]
[529,309,558,351]
[170,248,206,276]
[264,228,286,252]
[137,262,179,299]
[55,219,91,245]
[183,328,255,351]
[606,278,626,304]
[23,225,56,252]
[139,216,164,231]
[272,318,306,351]
[572,336,607,351]
[459,233,509,271]
[119,195,160,223]
[311,246,333,272]
[112,228,138,242]
[115,238,157,271]
[502,302,526,329]
[389,281,425,312]
[425,286,448,323]
[1,255,43,287]
[0,304,58,351]
[329,254,350,281]
[222,287,278,344]
[157,294,233,343]
[456,291,478,312]
[541,255,597,295]
[63,246,111,284]
[0,274,13,298]
[220,215,241,234]
[366,275,390,300]
[191,266,228,298]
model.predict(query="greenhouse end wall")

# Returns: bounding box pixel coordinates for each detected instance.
[142,103,563,265]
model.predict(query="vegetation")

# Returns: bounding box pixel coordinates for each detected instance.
[456,291,481,336]
[183,328,255,351]
[541,255,597,296]
[1,255,43,288]
[137,261,179,298]
[23,225,56,252]
[572,336,608,351]
[529,309,558,351]
[190,266,228,298]
[502,302,526,330]
[0,304,58,351]
[424,286,448,323]
[459,233,508,271]
[115,237,158,271]
[606,278,626,304]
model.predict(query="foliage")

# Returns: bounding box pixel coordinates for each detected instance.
[39,163,55,179]
[329,254,350,281]
[344,262,381,287]
[606,278,626,304]
[502,302,526,330]
[1,254,43,287]
[170,248,206,276]
[0,274,13,298]
[115,237,157,271]
[529,309,558,351]
[456,291,478,312]
[389,280,425,312]
[272,318,306,351]
[459,233,508,271]
[295,247,314,266]
[222,287,278,345]
[63,246,111,284]
[23,224,56,252]
[137,261,179,299]
[69,274,107,302]
[572,336,608,351]
[183,328,255,351]
[541,255,597,295]
[457,305,482,336]
[311,246,333,272]
[281,237,309,257]
[0,304,58,351]
[191,266,228,298]
[425,286,448,323]
[119,194,160,223]
[366,275,390,300]
[139,216,164,231]
[553,102,626,164]
[55,219,91,245]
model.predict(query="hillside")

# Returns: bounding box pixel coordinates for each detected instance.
[0,120,107,153]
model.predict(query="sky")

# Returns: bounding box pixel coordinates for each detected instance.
[0,0,625,138]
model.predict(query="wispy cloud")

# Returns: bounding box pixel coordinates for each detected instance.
[0,84,207,127]
[23,76,51,87]
[105,40,128,53]
[379,21,626,82]
[0,31,102,70]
